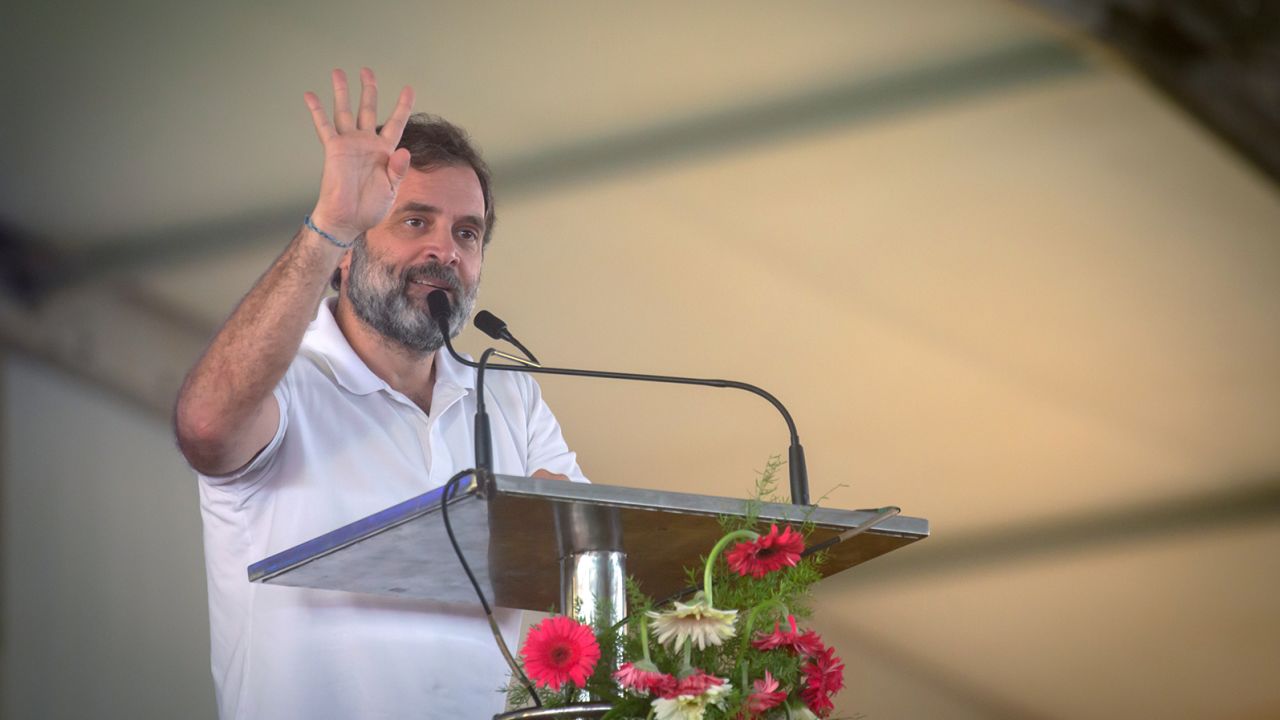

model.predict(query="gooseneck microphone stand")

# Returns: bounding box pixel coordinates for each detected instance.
[426,291,811,506]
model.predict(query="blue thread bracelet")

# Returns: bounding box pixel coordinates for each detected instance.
[304,214,354,249]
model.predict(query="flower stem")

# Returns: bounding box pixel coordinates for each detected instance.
[703,529,758,605]
[639,614,652,664]
[680,638,694,675]
[735,599,788,668]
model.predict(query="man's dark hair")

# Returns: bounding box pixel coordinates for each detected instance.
[330,113,495,291]
[396,113,496,246]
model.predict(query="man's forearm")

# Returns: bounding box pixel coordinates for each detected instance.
[174,224,345,473]
[176,68,415,475]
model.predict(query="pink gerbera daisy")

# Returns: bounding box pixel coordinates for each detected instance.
[744,670,788,716]
[658,669,728,699]
[725,524,805,578]
[614,660,676,695]
[800,645,845,717]
[520,615,601,691]
[751,615,825,657]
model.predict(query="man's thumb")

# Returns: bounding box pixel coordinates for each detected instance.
[387,148,411,188]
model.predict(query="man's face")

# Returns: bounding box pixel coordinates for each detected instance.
[341,164,487,354]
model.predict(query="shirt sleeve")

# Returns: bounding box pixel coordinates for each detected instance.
[197,377,291,487]
[520,374,590,484]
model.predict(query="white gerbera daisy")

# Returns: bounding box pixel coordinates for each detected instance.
[646,592,738,650]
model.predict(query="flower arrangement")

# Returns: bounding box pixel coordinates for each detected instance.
[510,458,847,719]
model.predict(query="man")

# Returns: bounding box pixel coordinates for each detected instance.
[174,68,587,719]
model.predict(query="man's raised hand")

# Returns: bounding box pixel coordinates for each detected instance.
[303,68,415,242]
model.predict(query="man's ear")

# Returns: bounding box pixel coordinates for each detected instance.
[336,252,352,291]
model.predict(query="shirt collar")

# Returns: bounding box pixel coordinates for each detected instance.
[301,297,476,395]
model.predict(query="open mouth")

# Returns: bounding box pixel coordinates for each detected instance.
[408,278,452,293]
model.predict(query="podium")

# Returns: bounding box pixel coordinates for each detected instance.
[249,474,928,718]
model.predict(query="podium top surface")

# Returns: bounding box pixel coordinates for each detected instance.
[249,475,928,612]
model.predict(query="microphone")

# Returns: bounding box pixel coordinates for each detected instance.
[426,288,451,328]
[426,289,454,342]
[475,310,540,365]
[428,291,811,506]
[428,291,496,484]
[473,310,507,339]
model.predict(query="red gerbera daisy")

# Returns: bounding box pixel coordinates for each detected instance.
[658,669,727,699]
[744,670,787,716]
[800,645,845,717]
[751,615,826,657]
[725,524,805,578]
[520,615,601,691]
[614,660,676,695]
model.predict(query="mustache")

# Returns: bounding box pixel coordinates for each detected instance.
[402,263,462,293]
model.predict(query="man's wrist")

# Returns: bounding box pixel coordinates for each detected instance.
[304,210,359,250]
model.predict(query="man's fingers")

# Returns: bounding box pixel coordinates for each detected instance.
[331,69,354,132]
[356,67,378,130]
[303,91,337,142]
[378,85,416,142]
[531,469,570,482]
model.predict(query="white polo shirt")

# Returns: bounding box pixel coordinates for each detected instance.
[197,298,587,719]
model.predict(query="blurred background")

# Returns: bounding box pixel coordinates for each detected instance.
[3,1,1279,718]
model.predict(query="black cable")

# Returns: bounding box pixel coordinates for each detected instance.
[439,470,491,613]
[438,469,541,708]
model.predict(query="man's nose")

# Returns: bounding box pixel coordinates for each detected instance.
[417,225,460,266]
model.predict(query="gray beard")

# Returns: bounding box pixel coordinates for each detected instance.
[344,239,477,355]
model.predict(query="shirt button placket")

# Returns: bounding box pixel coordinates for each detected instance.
[414,406,433,476]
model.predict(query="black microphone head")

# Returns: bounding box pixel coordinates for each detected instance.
[426,290,453,331]
[473,310,508,340]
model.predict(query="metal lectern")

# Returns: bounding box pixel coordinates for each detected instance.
[249,474,928,719]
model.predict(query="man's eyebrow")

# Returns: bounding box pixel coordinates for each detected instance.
[394,202,440,215]
[458,214,487,231]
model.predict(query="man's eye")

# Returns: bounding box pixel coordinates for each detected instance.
[405,218,425,229]
[457,229,478,242]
